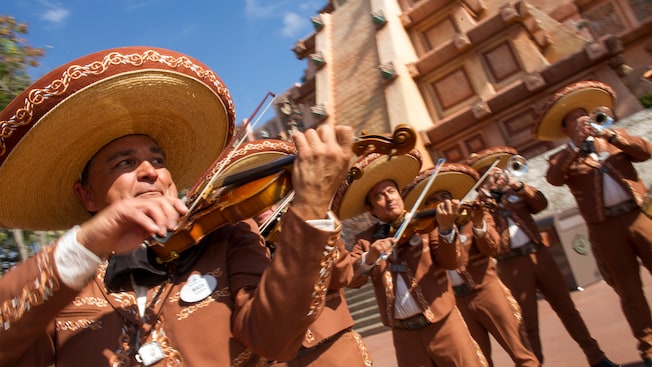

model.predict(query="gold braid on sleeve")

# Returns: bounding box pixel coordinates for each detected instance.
[307,228,341,317]
[1,246,60,331]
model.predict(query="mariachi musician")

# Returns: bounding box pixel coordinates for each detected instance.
[0,46,354,366]
[218,139,373,367]
[467,146,619,367]
[402,162,539,367]
[533,80,652,367]
[332,151,488,367]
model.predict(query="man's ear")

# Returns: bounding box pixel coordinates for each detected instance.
[73,182,98,212]
[365,204,378,218]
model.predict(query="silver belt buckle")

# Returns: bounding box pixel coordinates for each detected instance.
[136,341,165,366]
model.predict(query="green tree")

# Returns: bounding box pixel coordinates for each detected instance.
[0,15,46,275]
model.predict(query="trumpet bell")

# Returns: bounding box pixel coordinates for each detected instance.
[589,106,614,133]
[506,155,528,177]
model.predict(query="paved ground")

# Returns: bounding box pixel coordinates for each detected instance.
[362,267,652,367]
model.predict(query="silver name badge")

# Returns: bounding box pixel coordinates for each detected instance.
[136,341,165,366]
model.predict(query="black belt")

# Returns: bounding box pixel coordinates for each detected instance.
[495,241,538,261]
[296,327,352,355]
[453,283,474,297]
[393,313,431,330]
[605,200,638,217]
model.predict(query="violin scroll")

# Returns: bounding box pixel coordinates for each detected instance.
[352,124,416,157]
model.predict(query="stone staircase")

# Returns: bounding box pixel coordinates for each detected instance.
[344,281,389,337]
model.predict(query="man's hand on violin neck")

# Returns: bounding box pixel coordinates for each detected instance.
[290,125,354,220]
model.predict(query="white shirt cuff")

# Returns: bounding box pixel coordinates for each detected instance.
[306,211,338,231]
[54,226,104,290]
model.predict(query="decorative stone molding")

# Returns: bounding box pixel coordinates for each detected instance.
[584,41,608,61]
[311,15,324,31]
[471,100,491,119]
[499,3,521,24]
[371,10,387,29]
[379,62,398,82]
[310,51,326,68]
[310,103,328,120]
[453,33,472,51]
[522,72,546,92]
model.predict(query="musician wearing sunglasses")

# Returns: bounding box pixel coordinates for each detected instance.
[0,47,354,366]
[331,152,487,367]
[534,80,652,367]
[468,146,619,367]
[403,163,540,367]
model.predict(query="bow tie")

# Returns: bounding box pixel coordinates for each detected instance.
[104,242,207,291]
[580,139,596,154]
[374,222,392,240]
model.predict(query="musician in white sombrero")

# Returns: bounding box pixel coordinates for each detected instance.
[534,80,652,367]
[332,151,488,367]
[402,162,539,367]
[0,46,354,366]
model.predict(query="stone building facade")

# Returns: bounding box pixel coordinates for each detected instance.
[255,0,652,336]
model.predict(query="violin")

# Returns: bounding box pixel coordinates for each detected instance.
[390,199,494,243]
[257,191,295,251]
[147,125,418,263]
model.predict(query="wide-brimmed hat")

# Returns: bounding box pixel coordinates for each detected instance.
[331,149,422,220]
[401,163,479,209]
[532,80,616,141]
[465,146,518,174]
[0,46,236,230]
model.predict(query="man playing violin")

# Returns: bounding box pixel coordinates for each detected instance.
[228,140,373,367]
[467,146,619,367]
[403,163,539,367]
[0,47,353,366]
[533,80,652,367]
[331,151,487,367]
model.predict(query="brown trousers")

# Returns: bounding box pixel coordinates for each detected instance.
[269,329,372,367]
[587,209,652,360]
[496,245,606,365]
[455,278,539,367]
[391,308,488,367]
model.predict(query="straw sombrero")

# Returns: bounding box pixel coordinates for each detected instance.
[330,149,422,220]
[532,80,616,141]
[0,46,235,230]
[465,146,519,174]
[401,163,479,209]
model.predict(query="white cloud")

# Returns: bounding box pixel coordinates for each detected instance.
[38,1,69,26]
[244,1,313,38]
[245,0,287,19]
[281,12,306,38]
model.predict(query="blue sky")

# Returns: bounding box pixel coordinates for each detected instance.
[2,0,324,122]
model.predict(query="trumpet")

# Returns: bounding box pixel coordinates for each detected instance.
[506,155,528,177]
[589,106,614,134]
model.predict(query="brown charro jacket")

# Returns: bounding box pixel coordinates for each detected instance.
[490,183,548,254]
[453,210,502,290]
[546,127,652,223]
[0,209,342,367]
[348,225,462,328]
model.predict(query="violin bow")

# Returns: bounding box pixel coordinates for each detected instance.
[185,91,278,214]
[377,157,446,263]
[459,157,501,206]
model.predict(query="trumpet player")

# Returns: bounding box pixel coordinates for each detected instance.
[467,146,619,367]
[534,80,652,367]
